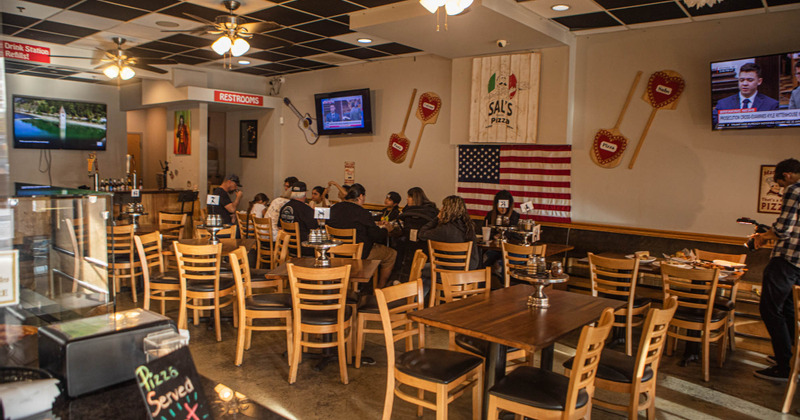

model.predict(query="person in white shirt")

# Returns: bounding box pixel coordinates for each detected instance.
[265,189,292,237]
[248,193,268,218]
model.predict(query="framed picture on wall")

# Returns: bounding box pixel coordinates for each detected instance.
[174,110,191,155]
[758,165,782,214]
[239,120,257,158]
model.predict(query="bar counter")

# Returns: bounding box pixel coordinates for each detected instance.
[112,189,199,226]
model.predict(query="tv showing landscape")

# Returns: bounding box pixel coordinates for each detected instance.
[314,88,372,135]
[711,51,800,130]
[13,95,107,150]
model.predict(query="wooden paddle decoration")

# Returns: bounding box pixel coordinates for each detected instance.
[408,92,442,169]
[590,71,642,168]
[628,70,685,169]
[387,88,417,163]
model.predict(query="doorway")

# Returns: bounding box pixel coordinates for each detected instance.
[127,133,142,184]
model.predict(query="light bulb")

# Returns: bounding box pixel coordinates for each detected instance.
[120,66,135,80]
[230,38,250,57]
[444,0,464,15]
[212,36,232,55]
[103,65,119,79]
[419,0,445,13]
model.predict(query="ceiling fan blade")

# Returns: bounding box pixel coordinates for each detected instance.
[183,13,217,26]
[132,63,170,74]
[161,25,215,35]
[239,21,280,34]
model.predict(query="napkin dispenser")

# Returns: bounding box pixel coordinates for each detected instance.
[38,309,176,397]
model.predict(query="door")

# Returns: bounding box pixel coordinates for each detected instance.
[126,133,142,180]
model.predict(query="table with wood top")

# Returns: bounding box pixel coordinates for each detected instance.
[176,237,256,254]
[409,285,624,419]
[478,241,574,257]
[265,257,381,286]
[581,252,745,287]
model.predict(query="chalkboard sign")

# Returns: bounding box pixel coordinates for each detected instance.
[135,346,212,420]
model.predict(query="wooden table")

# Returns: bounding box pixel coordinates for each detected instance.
[409,285,624,419]
[265,257,381,286]
[583,252,744,286]
[478,241,574,257]
[177,238,256,254]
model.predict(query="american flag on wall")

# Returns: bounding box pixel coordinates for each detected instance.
[457,145,571,223]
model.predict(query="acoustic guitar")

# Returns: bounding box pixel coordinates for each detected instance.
[283,97,319,144]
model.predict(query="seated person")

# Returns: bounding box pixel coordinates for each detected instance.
[328,184,396,289]
[418,195,480,270]
[279,182,317,255]
[378,191,401,222]
[265,188,291,238]
[210,174,243,226]
[390,187,439,281]
[248,193,269,218]
[483,190,520,271]
[309,185,331,209]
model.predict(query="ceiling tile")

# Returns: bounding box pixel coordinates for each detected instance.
[610,2,688,24]
[70,0,149,21]
[283,0,364,17]
[245,5,317,26]
[247,33,293,49]
[553,11,622,30]
[1,12,40,28]
[272,44,324,57]
[347,0,405,6]
[47,10,121,30]
[767,0,800,4]
[103,0,180,12]
[180,47,221,59]
[159,2,222,22]
[294,19,352,37]
[126,46,168,58]
[330,14,348,24]
[188,0,278,16]
[136,40,192,53]
[17,0,81,8]
[3,25,23,35]
[302,38,355,52]
[256,62,299,72]
[244,50,294,61]
[5,61,40,70]
[280,58,326,68]
[304,52,362,65]
[370,42,421,55]
[685,0,763,16]
[595,0,666,9]
[170,54,211,65]
[159,33,211,47]
[232,66,271,75]
[14,28,79,44]
[21,72,65,79]
[125,12,206,32]
[336,47,388,59]
[63,76,102,82]
[31,20,99,37]
[266,28,320,43]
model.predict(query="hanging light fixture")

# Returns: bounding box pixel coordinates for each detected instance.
[119,66,136,80]
[420,0,473,31]
[211,33,250,57]
[103,64,120,79]
[682,0,724,8]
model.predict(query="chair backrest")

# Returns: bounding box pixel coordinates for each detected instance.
[794,286,800,349]
[501,242,546,288]
[376,279,426,365]
[228,247,251,307]
[588,253,641,311]
[274,230,291,267]
[326,225,357,244]
[65,218,89,255]
[694,249,746,264]
[134,232,165,281]
[280,221,302,257]
[173,242,222,287]
[564,308,615,417]
[633,296,678,381]
[287,263,351,324]
[440,268,491,302]
[107,224,135,260]
[408,249,428,283]
[253,216,275,269]
[661,264,720,325]
[428,240,472,306]
[236,212,254,238]
[159,212,187,241]
[329,243,363,259]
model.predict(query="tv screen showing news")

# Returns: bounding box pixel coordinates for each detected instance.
[711,51,800,130]
[13,95,107,150]
[314,88,372,135]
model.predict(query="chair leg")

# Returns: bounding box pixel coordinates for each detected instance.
[337,328,349,385]
[436,383,448,420]
[381,370,395,420]
[647,398,656,420]
[418,389,425,417]
[782,354,800,413]
[245,323,254,350]
[355,316,366,368]
[285,319,293,367]
[487,395,500,420]
[728,313,737,351]
[472,368,483,420]
[214,296,222,342]
[289,327,301,384]
[130,270,138,303]
[144,289,151,311]
[235,316,246,366]
[178,294,187,330]
[702,334,710,382]
[718,326,728,367]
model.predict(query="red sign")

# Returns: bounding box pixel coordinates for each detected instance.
[214,90,263,106]
[2,41,50,63]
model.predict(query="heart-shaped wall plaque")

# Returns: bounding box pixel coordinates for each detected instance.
[645,71,685,109]
[591,129,627,167]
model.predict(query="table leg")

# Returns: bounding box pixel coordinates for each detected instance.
[483,342,507,420]
[541,345,554,371]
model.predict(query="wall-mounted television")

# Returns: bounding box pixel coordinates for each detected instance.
[314,88,372,135]
[711,51,800,130]
[13,95,107,150]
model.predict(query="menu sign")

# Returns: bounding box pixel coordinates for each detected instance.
[135,347,211,420]
[3,41,50,63]
[758,165,782,214]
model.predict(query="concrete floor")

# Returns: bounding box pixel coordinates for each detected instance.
[120,293,800,420]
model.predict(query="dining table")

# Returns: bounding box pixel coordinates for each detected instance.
[408,285,624,419]
[478,240,574,257]
[177,237,257,254]
[264,257,381,289]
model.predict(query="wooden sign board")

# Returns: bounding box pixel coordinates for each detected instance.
[135,346,211,420]
[758,165,782,214]
[469,52,541,143]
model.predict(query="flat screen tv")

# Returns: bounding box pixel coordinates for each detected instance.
[711,51,800,130]
[314,88,372,135]
[13,95,107,150]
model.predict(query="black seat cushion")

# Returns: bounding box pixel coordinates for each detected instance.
[632,297,652,308]
[301,305,353,325]
[151,270,179,285]
[395,348,482,385]
[714,296,735,312]
[346,290,360,306]
[674,307,728,323]
[454,334,520,357]
[249,268,272,278]
[357,295,404,314]
[488,366,589,411]
[562,349,653,384]
[246,293,292,311]
[186,277,235,292]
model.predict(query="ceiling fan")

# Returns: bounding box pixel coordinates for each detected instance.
[50,37,176,79]
[162,0,287,57]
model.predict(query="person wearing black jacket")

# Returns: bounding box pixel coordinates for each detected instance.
[483,190,520,270]
[279,182,317,255]
[418,195,480,270]
[389,187,439,281]
[328,184,396,288]
[378,191,402,222]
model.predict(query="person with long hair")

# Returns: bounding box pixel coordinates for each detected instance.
[309,185,331,209]
[390,187,439,281]
[379,191,401,222]
[248,193,269,218]
[484,190,520,228]
[418,195,480,270]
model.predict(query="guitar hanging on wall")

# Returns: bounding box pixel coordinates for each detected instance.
[283,97,319,144]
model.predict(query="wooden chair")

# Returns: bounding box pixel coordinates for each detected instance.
[159,212,187,269]
[354,249,427,368]
[564,297,678,419]
[236,212,255,238]
[428,240,472,307]
[588,253,652,356]
[329,243,363,259]
[501,242,546,288]
[107,225,139,303]
[325,225,357,244]
[287,263,353,384]
[782,285,800,413]
[280,221,302,258]
[487,308,615,420]
[252,216,275,270]
[661,264,728,382]
[376,279,484,420]
[173,242,236,342]
[694,248,746,351]
[134,232,180,315]
[229,246,292,367]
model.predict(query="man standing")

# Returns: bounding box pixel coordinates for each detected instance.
[714,63,779,125]
[210,174,242,225]
[279,182,317,251]
[752,158,800,381]
[789,62,800,110]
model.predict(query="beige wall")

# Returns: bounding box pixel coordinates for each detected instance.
[166,104,207,200]
[127,107,166,189]
[223,107,277,204]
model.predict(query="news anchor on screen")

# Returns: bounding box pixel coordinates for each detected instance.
[714,62,779,125]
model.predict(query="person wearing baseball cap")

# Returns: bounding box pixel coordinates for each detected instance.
[279,181,317,254]
[210,174,243,225]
